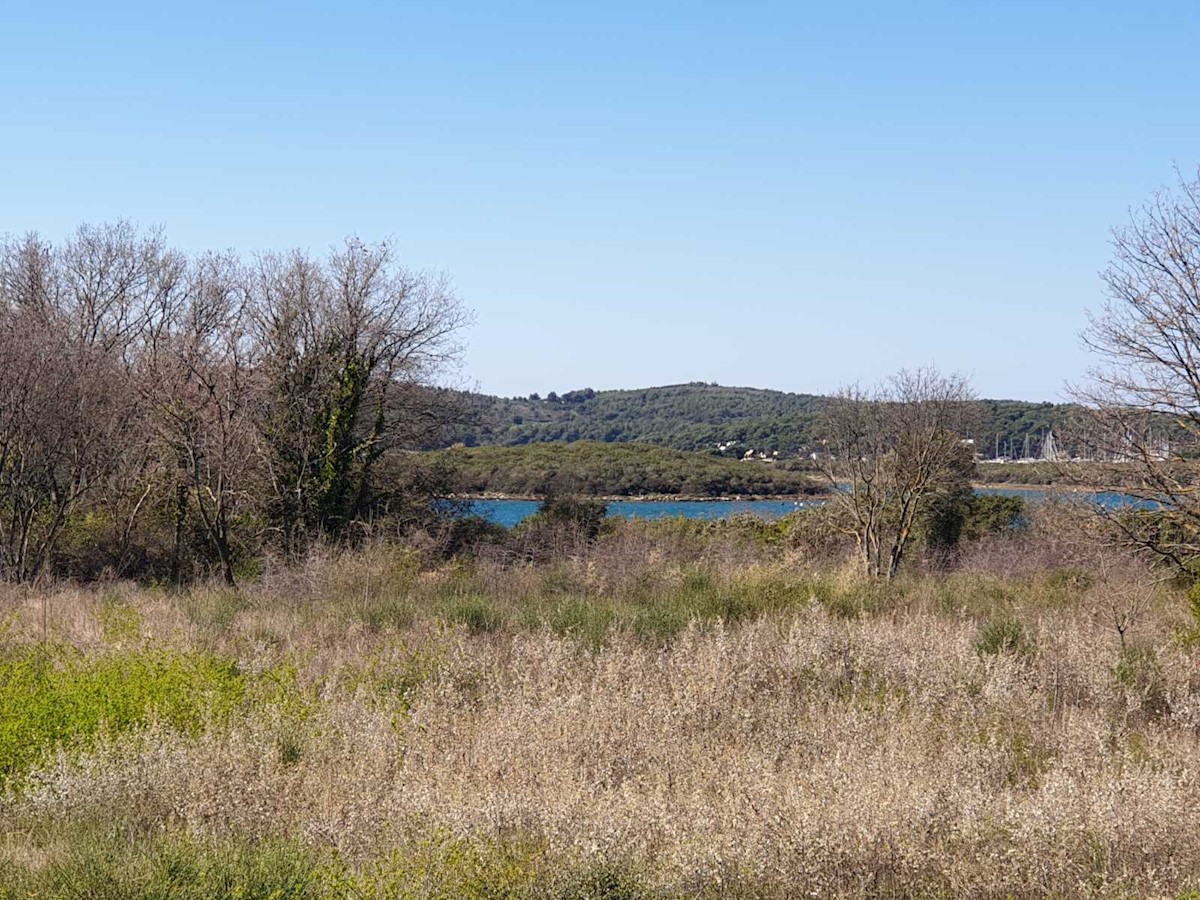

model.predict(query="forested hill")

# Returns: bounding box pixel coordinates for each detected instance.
[440,382,1069,457]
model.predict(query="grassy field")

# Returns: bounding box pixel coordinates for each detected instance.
[2,516,1200,898]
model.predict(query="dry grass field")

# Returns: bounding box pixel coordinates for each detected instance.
[2,518,1200,898]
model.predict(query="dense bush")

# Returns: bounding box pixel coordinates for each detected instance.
[510,495,613,561]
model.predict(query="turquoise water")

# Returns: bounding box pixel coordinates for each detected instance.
[976,487,1156,509]
[468,498,817,528]
[467,489,1150,528]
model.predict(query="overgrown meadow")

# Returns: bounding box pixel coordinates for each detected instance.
[3,507,1200,899]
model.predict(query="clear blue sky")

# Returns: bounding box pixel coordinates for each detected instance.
[4,2,1198,402]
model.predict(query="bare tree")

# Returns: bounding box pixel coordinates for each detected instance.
[0,222,470,584]
[251,239,470,548]
[816,368,975,580]
[1076,167,1200,572]
[0,307,105,581]
[0,227,175,581]
[140,253,262,586]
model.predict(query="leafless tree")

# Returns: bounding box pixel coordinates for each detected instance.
[816,368,975,580]
[139,253,263,586]
[0,307,100,580]
[1075,167,1200,572]
[0,226,176,581]
[0,223,470,584]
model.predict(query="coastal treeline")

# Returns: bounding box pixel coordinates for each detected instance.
[974,460,1190,488]
[0,223,469,585]
[421,441,825,498]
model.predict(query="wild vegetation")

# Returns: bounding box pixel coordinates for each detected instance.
[816,369,977,580]
[3,504,1200,898]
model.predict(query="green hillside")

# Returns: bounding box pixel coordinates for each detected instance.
[443,383,1071,457]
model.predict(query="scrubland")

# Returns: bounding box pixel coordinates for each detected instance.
[3,513,1200,899]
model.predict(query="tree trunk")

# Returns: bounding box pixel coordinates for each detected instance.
[170,481,187,586]
[215,525,236,588]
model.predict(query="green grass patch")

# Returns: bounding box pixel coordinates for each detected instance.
[322,829,651,900]
[444,596,505,634]
[974,616,1034,657]
[0,826,318,899]
[0,645,246,789]
[337,639,447,713]
[95,594,143,644]
[543,597,616,650]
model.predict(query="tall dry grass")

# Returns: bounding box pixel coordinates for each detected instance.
[2,527,1200,898]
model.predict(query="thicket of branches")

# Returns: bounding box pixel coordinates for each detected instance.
[816,369,977,580]
[0,223,470,585]
[1075,168,1200,572]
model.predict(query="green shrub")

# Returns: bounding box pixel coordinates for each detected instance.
[0,646,245,788]
[1112,644,1170,719]
[544,597,615,650]
[439,515,511,557]
[446,597,503,635]
[974,617,1032,657]
[0,827,318,899]
[1177,581,1200,648]
[514,495,611,557]
[962,495,1027,539]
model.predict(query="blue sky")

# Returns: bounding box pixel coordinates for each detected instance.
[3,2,1199,401]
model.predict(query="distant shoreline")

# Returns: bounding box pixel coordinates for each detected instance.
[453,484,1118,503]
[448,492,821,503]
[972,482,1126,494]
